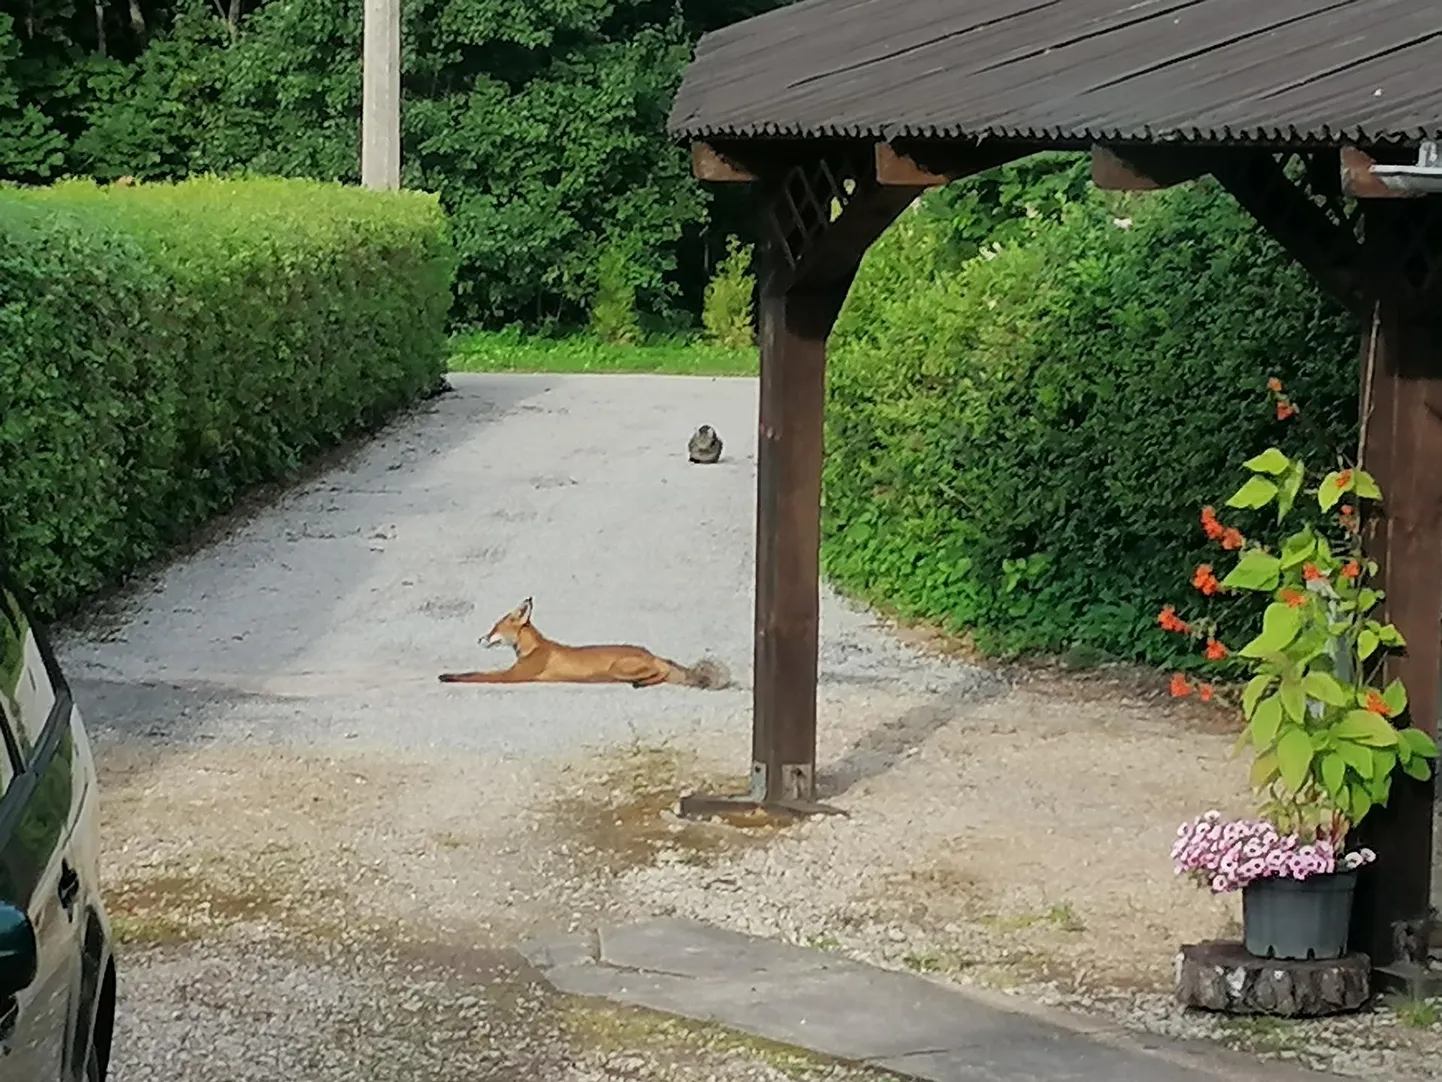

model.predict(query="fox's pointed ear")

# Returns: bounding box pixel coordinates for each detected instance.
[517,597,533,622]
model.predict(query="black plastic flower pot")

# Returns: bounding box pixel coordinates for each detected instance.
[1241,871,1358,961]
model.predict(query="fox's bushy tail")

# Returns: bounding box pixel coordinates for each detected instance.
[673,656,731,690]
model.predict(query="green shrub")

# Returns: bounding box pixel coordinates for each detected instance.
[0,175,455,615]
[823,177,1359,665]
[589,241,643,345]
[918,151,1091,267]
[701,235,755,349]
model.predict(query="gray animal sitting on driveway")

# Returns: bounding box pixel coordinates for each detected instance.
[688,425,722,464]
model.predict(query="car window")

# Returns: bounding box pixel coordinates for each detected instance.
[0,585,56,762]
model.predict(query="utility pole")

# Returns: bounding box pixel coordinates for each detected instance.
[361,0,401,190]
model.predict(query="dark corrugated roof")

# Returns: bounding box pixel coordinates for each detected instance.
[668,0,1442,146]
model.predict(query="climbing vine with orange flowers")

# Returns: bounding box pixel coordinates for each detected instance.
[1160,379,1438,847]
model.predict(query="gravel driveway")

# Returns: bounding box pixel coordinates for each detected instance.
[54,373,1442,1081]
[56,372,968,1081]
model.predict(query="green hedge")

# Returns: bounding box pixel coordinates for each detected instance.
[823,178,1360,665]
[0,176,455,615]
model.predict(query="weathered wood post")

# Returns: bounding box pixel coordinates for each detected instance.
[679,143,932,817]
[1348,199,1442,972]
[750,265,852,803]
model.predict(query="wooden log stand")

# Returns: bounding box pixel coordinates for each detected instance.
[1175,942,1370,1018]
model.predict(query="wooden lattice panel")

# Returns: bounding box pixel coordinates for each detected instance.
[1210,150,1363,313]
[1228,150,1365,308]
[764,150,871,271]
[1290,152,1363,241]
[1235,150,1442,304]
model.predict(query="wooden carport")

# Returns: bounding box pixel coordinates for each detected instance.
[668,0,1442,975]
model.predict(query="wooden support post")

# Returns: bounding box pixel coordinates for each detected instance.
[750,271,849,804]
[1352,201,1442,970]
[679,163,915,822]
[1351,302,1442,970]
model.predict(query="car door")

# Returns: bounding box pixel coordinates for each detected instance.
[0,581,83,1080]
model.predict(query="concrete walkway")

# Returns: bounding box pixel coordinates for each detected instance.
[524,919,1345,1082]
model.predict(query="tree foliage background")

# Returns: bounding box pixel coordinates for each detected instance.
[0,0,783,329]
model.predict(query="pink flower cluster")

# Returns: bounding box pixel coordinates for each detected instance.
[1170,811,1377,893]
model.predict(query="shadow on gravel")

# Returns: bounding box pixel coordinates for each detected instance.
[818,680,1011,799]
[72,676,277,746]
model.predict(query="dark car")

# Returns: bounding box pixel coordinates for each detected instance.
[0,574,115,1080]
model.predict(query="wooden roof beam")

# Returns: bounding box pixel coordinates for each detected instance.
[874,142,950,186]
[692,141,758,182]
[690,139,1024,185]
[876,140,1025,186]
[1091,145,1210,190]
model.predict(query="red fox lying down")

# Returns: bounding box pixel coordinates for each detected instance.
[437,598,730,689]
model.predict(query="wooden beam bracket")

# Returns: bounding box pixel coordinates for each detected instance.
[756,150,923,292]
[692,141,758,182]
[693,137,1026,191]
[875,142,952,187]
[1212,149,1367,317]
[690,137,873,182]
[875,139,1024,187]
[1091,145,1208,190]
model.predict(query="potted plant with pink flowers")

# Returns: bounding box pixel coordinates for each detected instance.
[1161,379,1439,961]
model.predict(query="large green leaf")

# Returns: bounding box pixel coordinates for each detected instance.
[1352,470,1382,500]
[1278,530,1317,570]
[1357,628,1379,661]
[1401,727,1440,760]
[1318,470,1350,511]
[1243,675,1274,719]
[1250,753,1278,789]
[1382,679,1408,717]
[1237,602,1300,656]
[1373,747,1398,780]
[1251,698,1286,750]
[1280,679,1307,722]
[1302,670,1348,706]
[1227,476,1279,510]
[1278,464,1307,520]
[1320,751,1346,795]
[1369,770,1393,803]
[1403,756,1433,781]
[1225,551,1284,593]
[1336,709,1400,747]
[1334,738,1373,775]
[1276,727,1314,791]
[1243,448,1291,475]
[1378,623,1406,647]
[1250,696,1284,750]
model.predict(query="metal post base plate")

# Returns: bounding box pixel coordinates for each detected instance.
[677,791,848,824]
[676,761,847,823]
